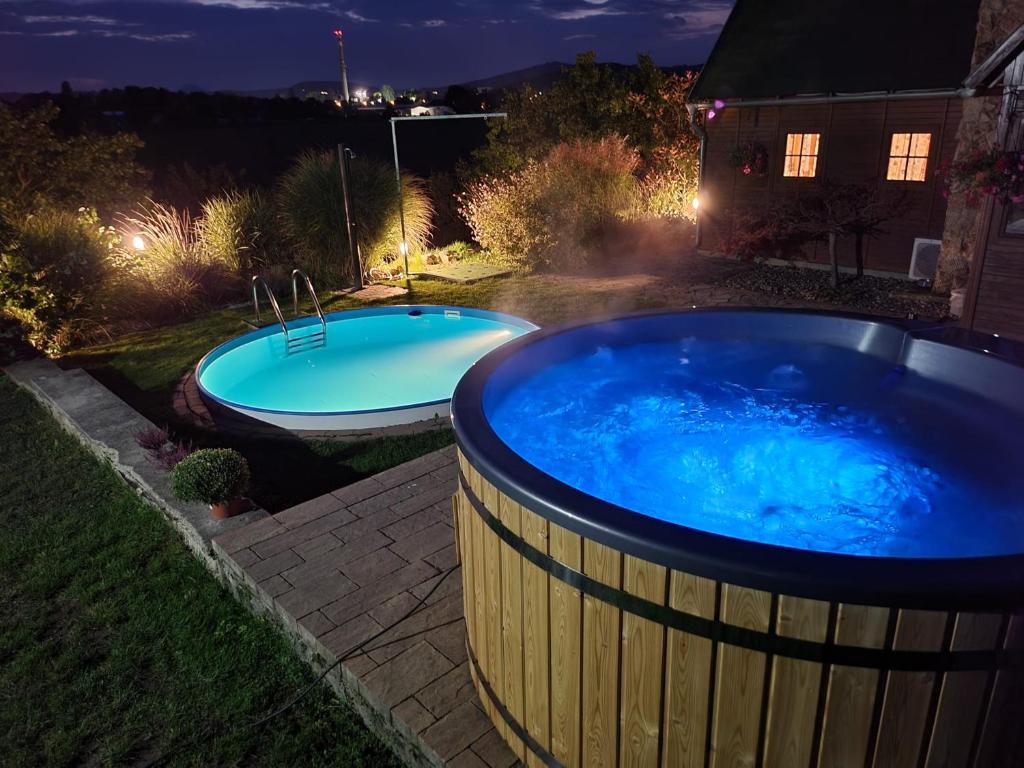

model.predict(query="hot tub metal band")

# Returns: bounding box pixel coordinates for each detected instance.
[458,468,1023,674]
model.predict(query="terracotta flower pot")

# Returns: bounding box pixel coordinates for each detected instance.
[210,497,249,519]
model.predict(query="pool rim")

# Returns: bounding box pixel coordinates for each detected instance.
[195,304,538,421]
[451,307,1024,612]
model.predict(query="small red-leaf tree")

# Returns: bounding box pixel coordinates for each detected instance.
[799,182,907,287]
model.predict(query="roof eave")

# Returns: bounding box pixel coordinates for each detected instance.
[686,87,967,109]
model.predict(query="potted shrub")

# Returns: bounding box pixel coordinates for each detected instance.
[170,448,251,519]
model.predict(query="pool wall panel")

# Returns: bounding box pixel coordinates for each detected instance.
[455,449,1024,768]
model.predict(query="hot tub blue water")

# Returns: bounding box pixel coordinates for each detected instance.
[480,314,1024,559]
[197,306,536,430]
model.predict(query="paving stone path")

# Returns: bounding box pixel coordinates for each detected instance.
[214,446,517,768]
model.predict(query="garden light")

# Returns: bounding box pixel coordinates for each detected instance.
[692,196,701,211]
[131,235,145,251]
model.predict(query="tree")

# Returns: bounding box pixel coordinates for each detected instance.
[799,183,907,287]
[379,84,396,104]
[0,102,148,218]
[466,52,699,186]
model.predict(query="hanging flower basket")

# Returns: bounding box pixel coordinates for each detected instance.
[729,141,769,176]
[941,146,1024,206]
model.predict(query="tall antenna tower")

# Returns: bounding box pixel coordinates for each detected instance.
[333,28,350,103]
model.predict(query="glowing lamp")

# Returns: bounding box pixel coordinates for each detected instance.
[691,197,701,211]
[399,242,409,257]
[131,235,145,251]
[714,99,725,110]
[707,109,717,120]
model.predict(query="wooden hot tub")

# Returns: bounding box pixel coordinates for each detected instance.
[450,310,1024,768]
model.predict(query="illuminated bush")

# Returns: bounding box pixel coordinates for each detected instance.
[276,151,433,286]
[197,189,281,279]
[0,207,116,354]
[106,201,238,324]
[461,136,639,272]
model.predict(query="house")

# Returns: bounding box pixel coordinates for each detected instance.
[410,104,455,117]
[688,0,983,277]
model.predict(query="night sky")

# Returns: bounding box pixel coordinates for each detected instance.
[0,1,732,93]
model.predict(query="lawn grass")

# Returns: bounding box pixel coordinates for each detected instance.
[0,373,400,768]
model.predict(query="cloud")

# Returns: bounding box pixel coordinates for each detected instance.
[422,19,447,28]
[564,32,595,40]
[664,1,730,39]
[547,7,627,20]
[99,29,195,42]
[343,9,377,23]
[183,0,330,9]
[22,15,124,26]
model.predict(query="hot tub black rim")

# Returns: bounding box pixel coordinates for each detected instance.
[451,307,1024,613]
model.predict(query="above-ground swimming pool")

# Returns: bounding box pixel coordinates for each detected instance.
[451,309,1024,768]
[196,305,536,431]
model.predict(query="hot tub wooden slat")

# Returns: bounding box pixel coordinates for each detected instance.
[499,494,526,761]
[711,585,771,768]
[872,610,949,767]
[582,540,622,768]
[923,613,1004,768]
[974,615,1024,766]
[549,526,582,767]
[482,478,505,740]
[763,597,829,766]
[469,472,493,724]
[663,572,715,768]
[521,507,551,767]
[619,556,666,768]
[455,459,1022,768]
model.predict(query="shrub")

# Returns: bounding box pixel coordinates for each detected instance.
[460,136,639,272]
[170,448,250,505]
[718,204,811,262]
[0,207,117,354]
[276,150,433,286]
[459,166,548,272]
[107,201,239,325]
[197,189,280,278]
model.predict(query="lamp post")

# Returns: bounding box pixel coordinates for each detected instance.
[338,143,363,291]
[389,112,506,278]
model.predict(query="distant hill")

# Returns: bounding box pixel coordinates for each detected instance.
[458,62,569,92]
[457,60,700,92]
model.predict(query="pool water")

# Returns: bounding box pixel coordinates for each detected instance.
[484,337,1024,558]
[199,307,534,416]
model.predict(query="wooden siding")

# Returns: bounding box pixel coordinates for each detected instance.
[698,97,963,274]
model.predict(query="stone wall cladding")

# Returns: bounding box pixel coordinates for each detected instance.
[935,0,1024,293]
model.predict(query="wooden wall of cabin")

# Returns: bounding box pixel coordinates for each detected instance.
[698,97,963,275]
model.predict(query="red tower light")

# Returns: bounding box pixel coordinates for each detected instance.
[333,29,343,38]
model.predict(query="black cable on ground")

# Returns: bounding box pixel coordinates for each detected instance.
[143,563,461,768]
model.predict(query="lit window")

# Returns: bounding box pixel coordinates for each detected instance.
[783,133,820,177]
[887,133,931,181]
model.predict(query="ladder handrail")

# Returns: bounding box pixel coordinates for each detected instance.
[291,269,326,327]
[251,276,289,339]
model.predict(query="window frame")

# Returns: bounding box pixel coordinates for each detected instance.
[885,131,934,183]
[781,131,823,179]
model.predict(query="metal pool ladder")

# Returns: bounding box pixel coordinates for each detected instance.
[250,272,327,354]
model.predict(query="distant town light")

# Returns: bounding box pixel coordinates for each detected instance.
[131,235,145,251]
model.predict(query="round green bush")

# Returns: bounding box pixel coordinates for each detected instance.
[170,448,250,506]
